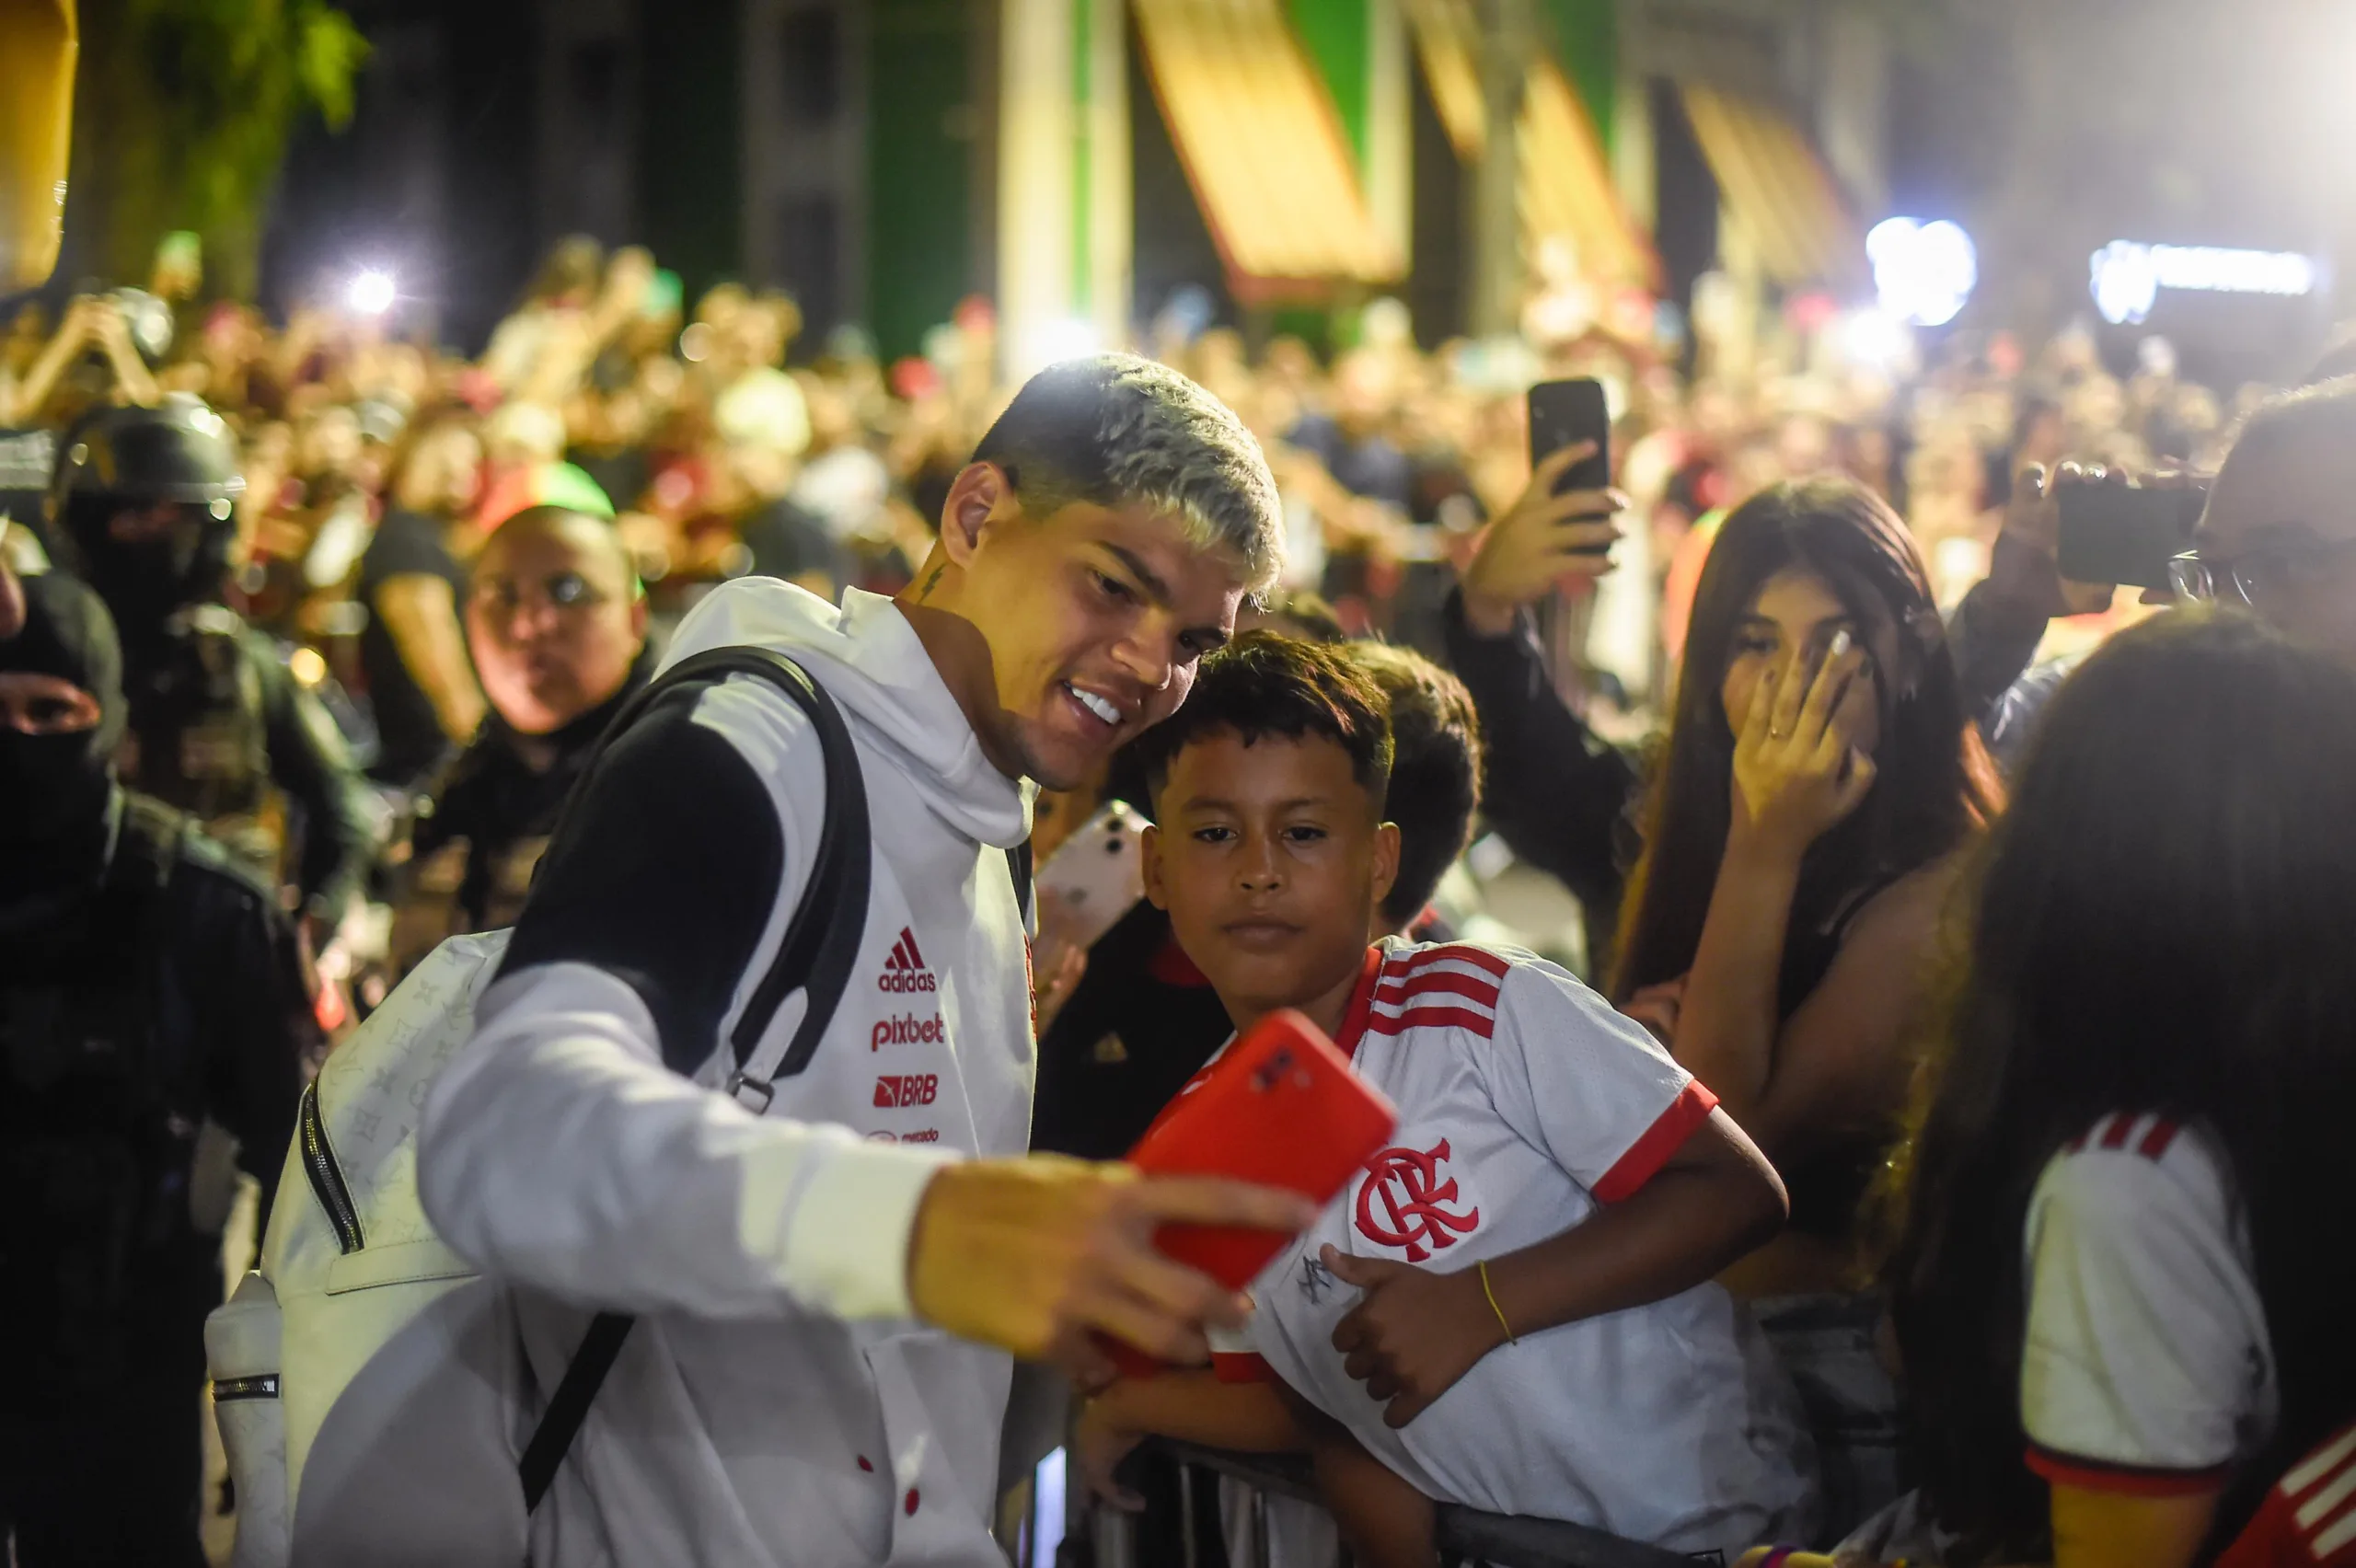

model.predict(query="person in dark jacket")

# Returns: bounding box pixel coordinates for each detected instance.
[405,504,651,942]
[0,568,314,1568]
[51,395,375,929]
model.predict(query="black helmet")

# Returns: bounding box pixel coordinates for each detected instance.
[53,394,244,506]
[52,395,248,625]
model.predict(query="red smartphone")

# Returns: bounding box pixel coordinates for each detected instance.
[1107,1009,1398,1374]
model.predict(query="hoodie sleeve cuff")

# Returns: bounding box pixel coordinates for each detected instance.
[751,1132,956,1320]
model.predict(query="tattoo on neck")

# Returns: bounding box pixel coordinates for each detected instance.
[918,565,946,600]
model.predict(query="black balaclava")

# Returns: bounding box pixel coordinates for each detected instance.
[0,571,126,896]
[65,494,235,631]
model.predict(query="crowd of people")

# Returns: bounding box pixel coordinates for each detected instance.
[4,225,2354,1568]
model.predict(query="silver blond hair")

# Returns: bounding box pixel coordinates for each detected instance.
[972,352,1284,594]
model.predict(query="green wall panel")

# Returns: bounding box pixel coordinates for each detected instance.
[1542,0,1616,154]
[868,0,979,360]
[1287,0,1373,171]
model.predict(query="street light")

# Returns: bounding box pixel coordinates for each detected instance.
[347,270,398,317]
[1867,217,1977,329]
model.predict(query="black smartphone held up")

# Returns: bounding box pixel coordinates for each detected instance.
[1528,377,1611,497]
[2056,483,2208,590]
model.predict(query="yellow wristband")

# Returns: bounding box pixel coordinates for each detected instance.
[1477,1259,1516,1345]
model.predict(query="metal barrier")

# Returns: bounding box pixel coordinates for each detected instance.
[1080,1439,1713,1568]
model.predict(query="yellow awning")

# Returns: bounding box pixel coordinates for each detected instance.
[1404,0,1485,157]
[1131,0,1403,297]
[1677,84,1864,292]
[1403,0,1657,290]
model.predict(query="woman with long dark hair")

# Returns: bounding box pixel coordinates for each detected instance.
[1611,475,2001,1533]
[1888,612,2356,1567]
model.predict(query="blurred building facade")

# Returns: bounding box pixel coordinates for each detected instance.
[260,0,2346,379]
[265,0,1911,360]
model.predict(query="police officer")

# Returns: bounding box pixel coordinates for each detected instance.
[50,394,374,932]
[0,568,313,1567]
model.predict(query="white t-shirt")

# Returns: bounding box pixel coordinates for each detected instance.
[1215,939,1817,1558]
[2021,1113,2277,1496]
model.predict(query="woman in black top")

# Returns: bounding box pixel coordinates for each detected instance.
[1609,477,2002,1538]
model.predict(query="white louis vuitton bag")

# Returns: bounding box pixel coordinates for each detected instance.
[205,647,875,1566]
[207,931,528,1568]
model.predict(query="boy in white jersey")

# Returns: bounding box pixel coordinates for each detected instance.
[1079,632,1817,1566]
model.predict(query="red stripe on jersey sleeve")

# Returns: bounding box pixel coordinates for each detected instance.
[2099,1115,2138,1150]
[2137,1117,2182,1160]
[1211,1350,1276,1385]
[1591,1078,1720,1203]
[2026,1444,2231,1498]
[1414,944,1512,979]
[1362,1005,1499,1039]
[1373,970,1502,1009]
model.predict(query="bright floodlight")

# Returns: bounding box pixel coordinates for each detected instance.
[348,270,397,317]
[1868,217,1977,329]
[1027,317,1101,370]
[1841,306,1911,369]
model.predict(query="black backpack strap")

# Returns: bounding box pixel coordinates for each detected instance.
[518,1309,633,1512]
[1007,840,1034,931]
[722,650,871,1087]
[516,644,871,1513]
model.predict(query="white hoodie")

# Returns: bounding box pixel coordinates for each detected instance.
[420,580,1035,1568]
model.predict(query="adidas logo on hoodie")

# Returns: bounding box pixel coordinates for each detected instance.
[878,928,937,994]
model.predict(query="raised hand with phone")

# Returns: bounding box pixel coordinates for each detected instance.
[1458,377,1628,637]
[907,1152,1320,1384]
[1993,458,2203,617]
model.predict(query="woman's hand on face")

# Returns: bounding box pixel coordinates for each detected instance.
[1730,634,1877,858]
[1458,442,1627,636]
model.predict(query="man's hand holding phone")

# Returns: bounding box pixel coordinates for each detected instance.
[1996,461,2121,617]
[2001,460,2203,616]
[907,1156,1316,1385]
[1459,442,1628,638]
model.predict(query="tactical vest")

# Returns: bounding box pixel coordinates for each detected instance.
[117,605,283,885]
[0,798,202,1400]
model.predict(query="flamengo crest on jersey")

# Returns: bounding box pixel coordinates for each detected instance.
[1356,1138,1480,1262]
[1346,946,1506,1261]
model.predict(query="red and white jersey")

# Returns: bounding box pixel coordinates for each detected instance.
[1224,939,1816,1558]
[2220,1423,2356,1568]
[2021,1113,2277,1497]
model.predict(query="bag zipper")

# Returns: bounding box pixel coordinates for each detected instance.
[300,1080,365,1255]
